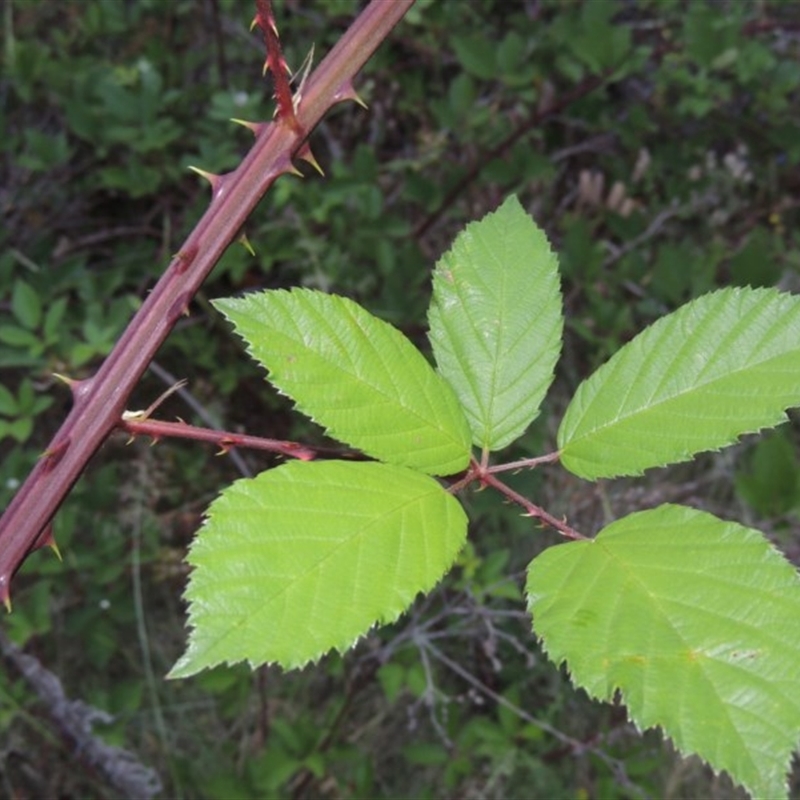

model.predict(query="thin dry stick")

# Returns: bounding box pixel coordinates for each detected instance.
[413,70,612,241]
[420,638,645,798]
[0,628,162,798]
[147,361,254,477]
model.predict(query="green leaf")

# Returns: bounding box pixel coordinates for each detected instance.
[0,325,41,349]
[527,504,800,800]
[43,296,69,341]
[451,35,497,80]
[0,384,18,416]
[11,280,42,330]
[170,461,468,676]
[558,287,800,479]
[8,417,33,443]
[214,289,471,476]
[735,432,800,517]
[377,662,405,703]
[428,196,563,452]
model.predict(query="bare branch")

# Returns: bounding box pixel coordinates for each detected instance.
[0,629,162,798]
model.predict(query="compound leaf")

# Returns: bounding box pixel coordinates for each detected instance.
[171,461,468,676]
[429,195,563,451]
[527,504,800,800]
[558,287,800,479]
[215,289,471,476]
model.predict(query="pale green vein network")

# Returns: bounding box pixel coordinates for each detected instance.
[527,504,800,799]
[558,287,800,479]
[214,289,472,476]
[171,461,468,675]
[429,195,563,452]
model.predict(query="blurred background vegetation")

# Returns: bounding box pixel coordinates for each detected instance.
[2,0,800,796]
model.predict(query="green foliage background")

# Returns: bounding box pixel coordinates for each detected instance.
[1,0,799,796]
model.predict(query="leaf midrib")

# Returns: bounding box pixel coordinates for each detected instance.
[191,468,451,661]
[563,305,799,449]
[237,294,469,456]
